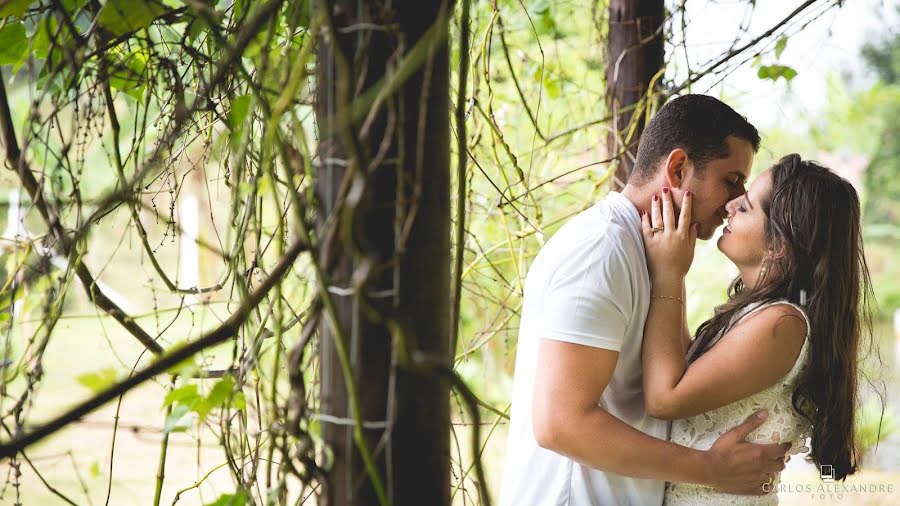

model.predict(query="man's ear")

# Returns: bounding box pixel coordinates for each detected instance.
[664,149,690,189]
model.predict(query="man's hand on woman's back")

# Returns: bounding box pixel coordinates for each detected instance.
[705,410,790,495]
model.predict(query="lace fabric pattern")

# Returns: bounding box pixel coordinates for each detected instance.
[663,301,814,506]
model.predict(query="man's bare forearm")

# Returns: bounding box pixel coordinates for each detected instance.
[544,406,711,485]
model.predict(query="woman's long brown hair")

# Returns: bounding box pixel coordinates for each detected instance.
[690,154,880,481]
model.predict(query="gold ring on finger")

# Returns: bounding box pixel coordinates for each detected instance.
[650,226,664,234]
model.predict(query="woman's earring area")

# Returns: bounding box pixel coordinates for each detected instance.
[758,256,769,284]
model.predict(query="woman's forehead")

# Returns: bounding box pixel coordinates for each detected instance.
[748,169,774,201]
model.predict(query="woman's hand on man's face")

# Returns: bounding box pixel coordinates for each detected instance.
[641,188,699,281]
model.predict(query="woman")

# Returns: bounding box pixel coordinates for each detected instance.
[639,154,875,504]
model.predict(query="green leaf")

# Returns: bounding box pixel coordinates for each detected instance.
[257,173,274,196]
[196,374,234,420]
[31,15,58,60]
[97,0,167,36]
[186,18,205,43]
[0,22,27,65]
[107,47,149,100]
[527,0,556,36]
[241,23,272,63]
[543,75,560,99]
[534,7,556,36]
[0,0,32,19]
[233,391,246,411]
[76,367,119,393]
[204,491,248,506]
[163,403,194,433]
[285,0,310,31]
[775,36,788,59]
[163,384,199,408]
[60,0,87,10]
[757,64,797,82]
[89,461,101,477]
[206,375,234,408]
[228,94,252,129]
[232,0,250,22]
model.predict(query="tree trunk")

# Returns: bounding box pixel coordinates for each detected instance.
[606,0,664,189]
[315,1,451,505]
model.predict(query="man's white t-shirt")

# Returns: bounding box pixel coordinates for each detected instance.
[499,192,670,505]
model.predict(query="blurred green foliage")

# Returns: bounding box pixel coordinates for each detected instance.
[857,397,898,462]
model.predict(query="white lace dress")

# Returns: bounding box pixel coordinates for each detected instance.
[663,300,814,505]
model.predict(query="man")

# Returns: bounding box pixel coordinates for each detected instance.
[499,95,790,505]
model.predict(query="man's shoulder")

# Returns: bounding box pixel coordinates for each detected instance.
[527,197,644,288]
[536,211,637,274]
[552,200,636,248]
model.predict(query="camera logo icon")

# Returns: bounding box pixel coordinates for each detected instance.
[820,465,835,483]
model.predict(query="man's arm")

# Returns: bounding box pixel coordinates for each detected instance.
[533,339,789,495]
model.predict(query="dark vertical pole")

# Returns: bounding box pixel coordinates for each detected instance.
[315,1,451,504]
[606,0,664,189]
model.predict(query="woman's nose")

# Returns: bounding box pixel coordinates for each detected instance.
[725,198,737,215]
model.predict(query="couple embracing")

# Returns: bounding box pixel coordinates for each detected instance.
[499,95,871,505]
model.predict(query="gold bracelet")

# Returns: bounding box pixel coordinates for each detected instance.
[651,295,683,304]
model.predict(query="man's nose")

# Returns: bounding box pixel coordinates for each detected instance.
[729,184,747,200]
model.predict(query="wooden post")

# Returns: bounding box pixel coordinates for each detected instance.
[315,1,451,504]
[606,0,664,189]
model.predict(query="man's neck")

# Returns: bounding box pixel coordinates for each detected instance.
[619,184,651,215]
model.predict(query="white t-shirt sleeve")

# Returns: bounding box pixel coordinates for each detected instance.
[541,238,633,352]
